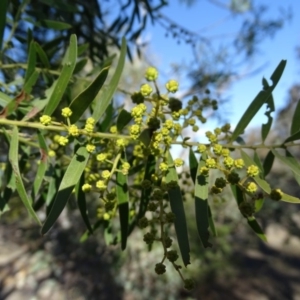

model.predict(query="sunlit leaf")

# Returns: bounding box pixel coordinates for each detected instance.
[188,148,198,184]
[263,150,274,177]
[24,40,36,84]
[165,151,190,266]
[247,216,267,242]
[261,78,275,142]
[8,127,41,225]
[23,70,39,94]
[44,34,77,116]
[35,42,50,68]
[255,198,264,213]
[208,205,217,237]
[92,37,126,122]
[272,149,300,177]
[76,172,93,234]
[194,152,212,248]
[231,60,286,142]
[281,193,300,204]
[284,130,300,143]
[40,20,72,30]
[32,132,48,201]
[41,146,89,234]
[69,67,109,123]
[117,109,132,132]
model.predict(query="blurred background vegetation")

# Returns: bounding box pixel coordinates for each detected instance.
[1,0,300,299]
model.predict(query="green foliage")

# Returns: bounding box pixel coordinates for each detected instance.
[0,1,300,292]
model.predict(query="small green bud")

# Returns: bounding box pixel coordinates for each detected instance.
[270,188,283,201]
[215,177,227,188]
[168,98,182,112]
[147,117,161,130]
[239,201,255,217]
[184,279,195,290]
[155,263,166,275]
[163,236,173,248]
[148,202,159,211]
[227,171,240,184]
[131,92,145,104]
[138,217,149,228]
[165,212,176,223]
[143,232,155,244]
[166,250,179,262]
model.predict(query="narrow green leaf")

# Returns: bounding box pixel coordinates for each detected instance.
[0,0,8,50]
[165,151,190,266]
[117,109,132,132]
[32,132,48,201]
[247,216,267,242]
[69,67,109,123]
[231,184,244,205]
[8,127,41,225]
[0,91,12,107]
[23,70,39,94]
[34,42,50,68]
[73,58,88,74]
[261,78,275,142]
[44,34,77,116]
[92,37,126,122]
[189,148,198,184]
[80,220,102,242]
[255,198,264,213]
[77,43,89,56]
[41,146,89,234]
[281,193,300,204]
[272,149,300,177]
[284,130,300,143]
[285,150,300,185]
[24,41,36,83]
[231,60,286,142]
[99,103,113,132]
[116,152,129,250]
[138,128,153,147]
[40,20,72,30]
[291,100,300,135]
[194,152,212,248]
[253,151,264,174]
[76,172,93,234]
[263,150,274,177]
[208,205,217,237]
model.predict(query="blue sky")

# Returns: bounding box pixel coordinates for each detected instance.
[143,0,300,129]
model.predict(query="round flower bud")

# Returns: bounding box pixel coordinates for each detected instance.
[213,144,223,155]
[82,183,92,192]
[101,170,111,179]
[86,144,95,153]
[138,217,149,228]
[61,107,72,117]
[143,232,155,244]
[239,201,255,217]
[199,166,209,176]
[69,124,80,136]
[197,144,207,153]
[168,98,182,112]
[270,188,283,201]
[163,236,173,248]
[58,136,69,146]
[167,250,179,262]
[141,179,152,189]
[131,92,145,104]
[227,171,240,184]
[105,201,115,211]
[40,115,52,125]
[147,202,158,212]
[223,156,234,169]
[140,83,153,96]
[215,177,227,188]
[234,158,245,169]
[155,263,166,275]
[211,185,222,194]
[145,66,158,81]
[166,79,179,93]
[147,117,160,130]
[174,158,184,167]
[159,162,169,171]
[245,182,257,193]
[96,180,107,191]
[165,212,176,223]
[184,279,195,291]
[247,165,259,177]
[206,157,216,168]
